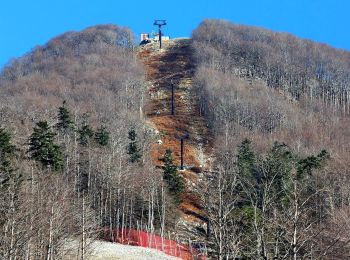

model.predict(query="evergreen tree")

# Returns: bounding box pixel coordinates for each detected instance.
[56,100,75,135]
[259,142,294,205]
[78,114,94,146]
[162,149,184,203]
[0,128,16,182]
[127,129,141,163]
[95,125,110,146]
[28,121,63,171]
[297,149,329,179]
[237,139,255,177]
[236,139,257,217]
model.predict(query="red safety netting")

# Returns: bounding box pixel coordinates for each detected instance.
[101,228,205,260]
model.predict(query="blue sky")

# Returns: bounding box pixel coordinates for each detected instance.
[0,0,349,69]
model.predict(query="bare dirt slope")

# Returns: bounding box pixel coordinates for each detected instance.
[139,39,212,223]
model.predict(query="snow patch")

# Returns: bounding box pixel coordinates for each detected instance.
[64,240,180,260]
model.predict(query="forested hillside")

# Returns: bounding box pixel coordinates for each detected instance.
[194,20,350,107]
[192,19,350,259]
[0,25,179,259]
[1,20,350,260]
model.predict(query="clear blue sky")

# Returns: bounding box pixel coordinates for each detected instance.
[0,0,349,69]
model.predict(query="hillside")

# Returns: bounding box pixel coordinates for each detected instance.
[0,25,144,130]
[191,19,350,259]
[139,39,212,224]
[193,19,350,107]
[1,20,350,259]
[192,19,350,162]
[0,25,181,260]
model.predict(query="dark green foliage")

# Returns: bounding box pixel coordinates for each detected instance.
[267,142,293,168]
[162,149,184,203]
[56,100,75,135]
[235,140,330,258]
[263,142,294,199]
[78,114,94,146]
[240,142,297,209]
[297,149,330,179]
[28,121,63,171]
[236,139,256,209]
[237,139,255,177]
[0,128,16,182]
[95,125,110,146]
[127,129,141,163]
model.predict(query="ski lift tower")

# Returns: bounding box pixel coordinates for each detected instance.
[176,132,190,170]
[154,20,167,49]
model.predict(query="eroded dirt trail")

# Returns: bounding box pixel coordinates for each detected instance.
[139,39,212,223]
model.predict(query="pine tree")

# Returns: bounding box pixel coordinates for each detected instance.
[237,139,255,177]
[162,149,184,203]
[127,129,141,163]
[297,149,329,179]
[28,121,63,171]
[0,128,16,182]
[236,139,257,214]
[261,142,294,204]
[78,114,94,146]
[56,100,75,135]
[95,125,110,146]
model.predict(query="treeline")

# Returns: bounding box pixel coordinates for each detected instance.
[0,25,183,259]
[192,20,350,258]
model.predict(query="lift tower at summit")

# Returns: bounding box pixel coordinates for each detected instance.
[154,20,166,49]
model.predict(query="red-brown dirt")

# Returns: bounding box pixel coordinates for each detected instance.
[138,39,212,222]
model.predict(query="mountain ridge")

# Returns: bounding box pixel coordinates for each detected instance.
[1,21,350,259]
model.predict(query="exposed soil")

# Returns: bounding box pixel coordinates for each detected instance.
[138,39,213,224]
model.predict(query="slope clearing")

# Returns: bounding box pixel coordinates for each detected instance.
[139,39,212,223]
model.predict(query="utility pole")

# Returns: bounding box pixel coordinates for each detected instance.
[180,138,184,170]
[176,132,189,170]
[154,20,166,49]
[171,83,175,115]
